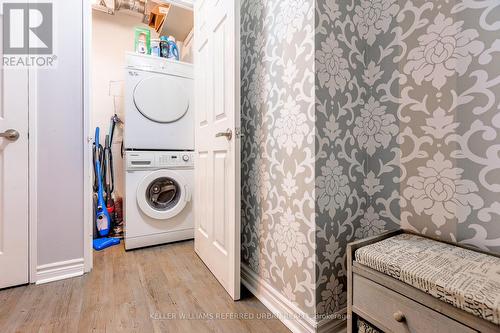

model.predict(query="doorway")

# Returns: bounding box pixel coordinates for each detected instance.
[87,0,241,300]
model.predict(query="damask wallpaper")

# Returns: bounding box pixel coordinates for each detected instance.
[242,0,500,326]
[316,0,380,320]
[240,0,317,316]
[315,0,500,319]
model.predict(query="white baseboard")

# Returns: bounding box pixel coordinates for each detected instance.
[241,263,345,333]
[36,258,85,285]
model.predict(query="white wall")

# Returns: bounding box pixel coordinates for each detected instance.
[34,3,188,269]
[92,10,158,197]
[36,0,84,266]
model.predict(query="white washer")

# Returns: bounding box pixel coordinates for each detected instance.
[124,53,194,150]
[125,150,194,250]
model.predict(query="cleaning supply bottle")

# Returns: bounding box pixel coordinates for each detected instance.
[151,39,161,57]
[134,27,151,54]
[167,36,179,60]
[160,36,169,58]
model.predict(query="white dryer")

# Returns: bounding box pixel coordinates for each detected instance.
[124,53,194,151]
[125,150,194,250]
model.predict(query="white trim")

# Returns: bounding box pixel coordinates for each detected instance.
[83,0,93,273]
[162,0,194,10]
[241,263,314,333]
[241,263,345,333]
[28,67,38,283]
[36,258,85,285]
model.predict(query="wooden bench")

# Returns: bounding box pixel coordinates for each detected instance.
[347,230,500,333]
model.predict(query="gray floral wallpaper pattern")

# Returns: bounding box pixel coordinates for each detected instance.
[315,0,396,319]
[241,0,317,316]
[315,0,500,319]
[391,1,500,249]
[242,0,500,325]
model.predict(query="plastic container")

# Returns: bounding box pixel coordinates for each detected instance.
[134,27,151,55]
[160,36,169,58]
[167,36,179,60]
[151,39,160,57]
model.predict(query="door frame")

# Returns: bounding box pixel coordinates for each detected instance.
[83,0,93,273]
[82,0,197,272]
[28,68,38,282]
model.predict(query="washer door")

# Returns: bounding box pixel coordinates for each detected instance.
[137,170,190,220]
[133,75,190,123]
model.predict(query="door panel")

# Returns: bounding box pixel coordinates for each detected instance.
[0,10,29,288]
[197,152,209,236]
[194,0,240,300]
[213,151,227,248]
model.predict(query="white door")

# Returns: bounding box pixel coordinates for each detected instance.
[0,36,29,287]
[193,0,241,300]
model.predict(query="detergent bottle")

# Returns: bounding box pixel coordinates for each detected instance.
[167,36,180,61]
[159,36,169,58]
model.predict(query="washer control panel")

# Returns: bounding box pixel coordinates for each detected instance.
[126,151,194,170]
[157,152,194,168]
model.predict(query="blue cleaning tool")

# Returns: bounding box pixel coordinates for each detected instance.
[94,127,111,237]
[93,237,120,251]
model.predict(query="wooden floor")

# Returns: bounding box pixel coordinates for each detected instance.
[0,241,290,333]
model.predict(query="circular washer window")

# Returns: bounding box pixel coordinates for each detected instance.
[137,170,190,220]
[146,177,180,211]
[133,75,190,123]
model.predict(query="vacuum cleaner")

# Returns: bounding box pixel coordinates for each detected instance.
[106,114,124,238]
[93,126,120,251]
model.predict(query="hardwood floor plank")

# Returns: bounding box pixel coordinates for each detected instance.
[0,285,26,324]
[109,244,154,333]
[0,241,290,333]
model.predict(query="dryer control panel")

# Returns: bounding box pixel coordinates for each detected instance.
[126,151,194,170]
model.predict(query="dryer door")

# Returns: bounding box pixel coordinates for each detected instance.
[133,75,190,123]
[137,170,190,220]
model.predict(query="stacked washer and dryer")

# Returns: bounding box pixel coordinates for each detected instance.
[124,52,194,250]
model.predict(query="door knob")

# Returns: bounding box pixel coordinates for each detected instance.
[215,129,232,141]
[0,129,20,142]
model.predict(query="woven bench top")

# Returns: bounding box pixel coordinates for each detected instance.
[355,233,500,325]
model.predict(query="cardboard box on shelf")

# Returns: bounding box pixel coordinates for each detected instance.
[148,4,170,33]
